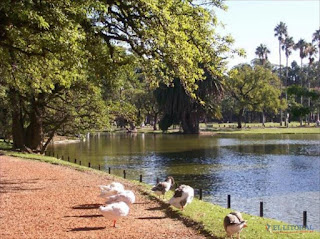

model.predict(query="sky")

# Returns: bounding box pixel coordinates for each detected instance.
[214,0,320,68]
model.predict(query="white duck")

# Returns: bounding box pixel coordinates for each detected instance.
[105,190,136,205]
[169,184,194,210]
[223,211,247,239]
[151,176,174,198]
[99,182,125,198]
[99,201,130,227]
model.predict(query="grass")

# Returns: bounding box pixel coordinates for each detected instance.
[1,150,319,238]
[0,139,13,150]
[134,122,320,135]
[207,127,320,135]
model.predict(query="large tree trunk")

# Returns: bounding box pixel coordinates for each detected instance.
[10,91,46,153]
[11,103,25,149]
[237,108,244,129]
[279,41,283,126]
[25,107,44,151]
[181,111,199,134]
[25,95,46,152]
[153,112,158,131]
[9,90,25,149]
[262,111,266,127]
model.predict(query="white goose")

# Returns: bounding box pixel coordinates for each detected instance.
[151,176,174,198]
[223,211,247,239]
[99,182,125,198]
[99,201,129,228]
[105,190,136,205]
[169,184,194,210]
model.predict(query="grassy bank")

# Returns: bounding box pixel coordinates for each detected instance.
[207,127,320,134]
[134,122,320,135]
[1,150,319,238]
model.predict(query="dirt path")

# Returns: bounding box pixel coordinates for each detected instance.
[0,155,206,239]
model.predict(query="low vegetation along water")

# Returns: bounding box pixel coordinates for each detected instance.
[48,133,320,230]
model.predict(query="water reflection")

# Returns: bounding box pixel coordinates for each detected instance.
[49,133,320,229]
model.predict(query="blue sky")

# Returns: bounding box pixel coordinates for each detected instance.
[215,0,320,68]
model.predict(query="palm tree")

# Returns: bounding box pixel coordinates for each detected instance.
[255,44,270,66]
[294,39,308,68]
[312,29,320,122]
[306,43,317,65]
[306,43,318,124]
[274,22,288,126]
[312,29,320,62]
[282,36,294,126]
[294,39,308,126]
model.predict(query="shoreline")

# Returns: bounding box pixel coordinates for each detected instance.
[1,150,319,238]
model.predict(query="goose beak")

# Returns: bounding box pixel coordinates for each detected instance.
[243,224,248,228]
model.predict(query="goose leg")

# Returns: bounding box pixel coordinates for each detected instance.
[113,220,117,228]
[236,232,240,239]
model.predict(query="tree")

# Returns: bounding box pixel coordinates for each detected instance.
[294,39,308,68]
[226,65,281,128]
[0,0,234,152]
[274,22,288,126]
[155,66,223,134]
[287,85,320,122]
[305,43,318,124]
[282,36,295,126]
[294,39,308,125]
[89,0,232,92]
[255,44,270,66]
[312,29,320,62]
[0,0,103,152]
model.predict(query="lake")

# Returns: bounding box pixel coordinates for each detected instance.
[48,133,320,230]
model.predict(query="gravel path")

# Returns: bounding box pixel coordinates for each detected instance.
[0,155,205,239]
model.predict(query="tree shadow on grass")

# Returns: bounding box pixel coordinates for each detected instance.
[68,226,106,232]
[146,206,166,211]
[143,192,223,239]
[136,216,166,220]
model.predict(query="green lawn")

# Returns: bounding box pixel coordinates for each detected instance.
[135,122,320,134]
[0,139,13,150]
[2,150,319,238]
[207,127,320,134]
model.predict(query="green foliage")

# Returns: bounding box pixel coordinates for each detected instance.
[159,114,175,131]
[227,65,281,113]
[226,64,281,127]
[156,65,224,133]
[89,0,234,92]
[287,85,320,119]
[0,0,237,149]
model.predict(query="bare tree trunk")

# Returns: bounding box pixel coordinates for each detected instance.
[279,41,283,126]
[262,111,266,127]
[237,108,244,129]
[300,58,304,126]
[181,111,199,134]
[153,113,158,131]
[285,56,289,127]
[9,90,25,150]
[25,106,44,151]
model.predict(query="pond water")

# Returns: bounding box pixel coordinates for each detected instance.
[48,133,320,230]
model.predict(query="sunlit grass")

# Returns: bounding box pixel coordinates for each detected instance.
[0,139,12,150]
[213,127,320,134]
[154,191,319,239]
[200,122,320,134]
[136,122,320,135]
[2,150,319,238]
